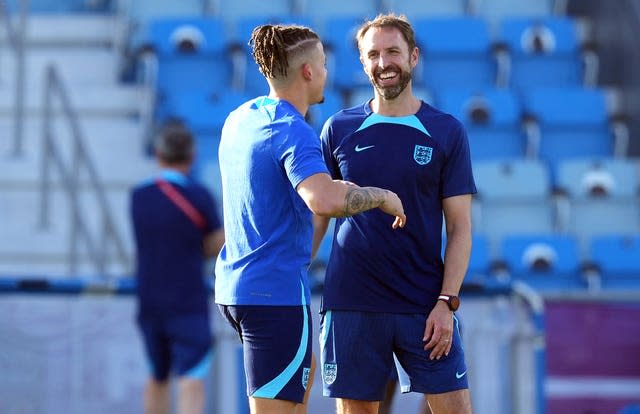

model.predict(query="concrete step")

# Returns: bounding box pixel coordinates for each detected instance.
[0,14,121,47]
[0,116,157,187]
[0,83,145,118]
[0,46,121,91]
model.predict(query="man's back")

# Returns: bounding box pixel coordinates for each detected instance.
[132,170,220,317]
[215,96,329,306]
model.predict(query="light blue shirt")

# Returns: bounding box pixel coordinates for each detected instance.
[215,97,329,306]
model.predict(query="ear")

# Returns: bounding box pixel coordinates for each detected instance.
[410,46,419,69]
[301,62,313,81]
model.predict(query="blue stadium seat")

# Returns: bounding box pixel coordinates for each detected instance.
[499,17,583,92]
[165,90,250,135]
[472,0,555,27]
[6,0,112,13]
[214,0,294,21]
[440,233,490,286]
[473,160,556,254]
[381,0,468,18]
[436,88,526,160]
[590,235,640,290]
[143,17,231,101]
[299,0,379,21]
[556,158,640,253]
[321,16,372,91]
[523,87,613,168]
[306,89,344,134]
[500,234,583,291]
[414,17,496,91]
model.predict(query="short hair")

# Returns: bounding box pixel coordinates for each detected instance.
[155,125,194,164]
[249,24,321,79]
[356,14,417,54]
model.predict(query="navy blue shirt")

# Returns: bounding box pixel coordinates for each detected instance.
[320,101,477,314]
[131,170,222,318]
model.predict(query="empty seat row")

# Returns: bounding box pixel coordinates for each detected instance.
[131,15,590,94]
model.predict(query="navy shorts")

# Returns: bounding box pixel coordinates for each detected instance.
[320,310,468,401]
[137,313,213,381]
[219,305,313,404]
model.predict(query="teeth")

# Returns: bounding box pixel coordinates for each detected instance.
[380,72,396,80]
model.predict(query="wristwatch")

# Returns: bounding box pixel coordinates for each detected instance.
[438,294,460,311]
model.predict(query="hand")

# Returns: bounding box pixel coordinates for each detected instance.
[422,301,454,360]
[379,191,406,229]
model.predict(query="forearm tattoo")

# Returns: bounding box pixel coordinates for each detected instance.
[343,187,387,216]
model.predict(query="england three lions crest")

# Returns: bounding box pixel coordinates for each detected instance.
[323,363,337,385]
[414,145,432,165]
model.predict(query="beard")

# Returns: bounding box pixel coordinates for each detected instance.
[369,65,412,100]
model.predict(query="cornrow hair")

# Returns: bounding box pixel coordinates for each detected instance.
[250,24,320,79]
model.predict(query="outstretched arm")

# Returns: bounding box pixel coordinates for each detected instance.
[297,173,406,228]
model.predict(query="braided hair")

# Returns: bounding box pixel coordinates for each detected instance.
[250,24,320,80]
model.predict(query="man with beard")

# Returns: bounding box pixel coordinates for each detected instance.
[215,23,406,414]
[313,14,476,414]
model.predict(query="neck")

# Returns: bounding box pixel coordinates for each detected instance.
[370,87,421,117]
[158,161,190,175]
[268,81,309,116]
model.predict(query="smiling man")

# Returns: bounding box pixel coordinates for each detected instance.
[313,14,476,414]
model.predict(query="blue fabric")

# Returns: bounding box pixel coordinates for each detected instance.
[319,101,476,313]
[320,310,468,399]
[215,97,329,306]
[131,169,221,317]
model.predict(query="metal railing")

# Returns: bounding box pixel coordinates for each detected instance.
[39,64,131,277]
[0,0,27,157]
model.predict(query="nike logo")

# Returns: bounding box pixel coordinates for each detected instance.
[354,144,375,152]
[456,370,467,379]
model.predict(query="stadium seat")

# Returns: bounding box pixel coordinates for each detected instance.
[306,89,344,134]
[500,234,583,291]
[321,16,373,91]
[299,0,379,21]
[556,158,640,253]
[499,17,583,92]
[381,0,468,18]
[523,86,613,169]
[472,0,555,28]
[413,17,496,91]
[436,88,526,161]
[164,90,250,135]
[6,0,112,13]
[213,0,294,21]
[473,160,556,254]
[590,235,640,290]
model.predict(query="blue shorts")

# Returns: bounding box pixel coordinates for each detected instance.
[137,313,213,381]
[219,305,313,403]
[320,310,468,400]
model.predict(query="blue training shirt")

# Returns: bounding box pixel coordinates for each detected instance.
[320,101,477,314]
[215,97,329,306]
[131,170,222,318]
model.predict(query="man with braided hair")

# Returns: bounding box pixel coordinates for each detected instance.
[215,24,406,414]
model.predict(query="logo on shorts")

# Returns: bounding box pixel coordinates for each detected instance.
[414,145,432,165]
[302,368,311,390]
[323,363,337,385]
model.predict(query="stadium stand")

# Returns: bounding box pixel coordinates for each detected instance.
[499,234,583,291]
[589,235,640,290]
[436,87,528,160]
[473,160,557,255]
[381,0,469,18]
[413,16,497,91]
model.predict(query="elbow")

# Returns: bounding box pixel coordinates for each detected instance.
[306,196,343,217]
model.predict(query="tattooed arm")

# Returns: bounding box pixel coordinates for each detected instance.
[297,173,406,228]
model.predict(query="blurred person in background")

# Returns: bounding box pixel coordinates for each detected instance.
[130,124,224,414]
[214,23,406,414]
[314,13,475,414]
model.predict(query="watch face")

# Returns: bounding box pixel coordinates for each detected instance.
[450,296,460,311]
